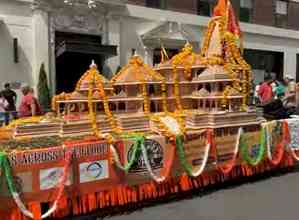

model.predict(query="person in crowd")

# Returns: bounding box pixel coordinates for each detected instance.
[273,79,286,99]
[258,76,274,104]
[0,92,8,126]
[1,83,17,124]
[283,75,296,109]
[253,82,262,105]
[18,85,42,117]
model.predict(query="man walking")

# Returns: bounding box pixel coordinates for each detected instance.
[1,83,17,124]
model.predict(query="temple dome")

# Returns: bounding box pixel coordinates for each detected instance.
[75,62,110,91]
[111,55,164,85]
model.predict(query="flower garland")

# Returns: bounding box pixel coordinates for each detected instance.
[171,43,197,112]
[87,72,101,138]
[151,115,176,140]
[110,135,142,173]
[264,121,285,166]
[140,137,175,183]
[144,65,168,113]
[172,64,183,112]
[174,112,186,135]
[240,127,266,166]
[221,85,232,108]
[161,79,168,113]
[132,62,150,114]
[175,135,210,177]
[222,30,252,111]
[98,83,121,135]
[1,150,72,219]
[201,17,218,58]
[216,127,242,174]
[141,83,150,114]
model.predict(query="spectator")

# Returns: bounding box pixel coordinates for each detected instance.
[285,75,296,96]
[283,75,296,109]
[18,86,42,117]
[273,80,286,99]
[2,83,17,124]
[253,82,262,105]
[258,76,274,104]
[0,92,8,126]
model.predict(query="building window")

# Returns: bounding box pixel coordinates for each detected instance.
[275,0,288,28]
[197,0,214,16]
[240,0,253,22]
[146,0,167,9]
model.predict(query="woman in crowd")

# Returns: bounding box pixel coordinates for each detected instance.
[18,85,42,117]
[258,76,274,105]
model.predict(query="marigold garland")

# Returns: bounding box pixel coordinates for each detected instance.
[172,65,183,112]
[87,71,101,138]
[143,64,168,113]
[98,83,121,135]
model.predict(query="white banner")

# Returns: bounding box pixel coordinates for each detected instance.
[39,167,71,190]
[79,160,109,183]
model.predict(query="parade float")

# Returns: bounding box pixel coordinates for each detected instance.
[0,0,298,219]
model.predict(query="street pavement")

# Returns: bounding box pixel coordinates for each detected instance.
[105,171,299,220]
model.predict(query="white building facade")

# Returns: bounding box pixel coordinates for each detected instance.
[1,0,299,97]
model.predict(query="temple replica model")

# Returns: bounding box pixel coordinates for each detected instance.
[0,1,297,220]
[12,16,260,139]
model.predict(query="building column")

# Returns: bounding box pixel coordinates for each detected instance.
[32,7,50,94]
[49,15,56,95]
[144,46,154,66]
[104,16,121,78]
[284,49,297,80]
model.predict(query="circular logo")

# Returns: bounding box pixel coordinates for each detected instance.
[86,162,103,179]
[127,139,163,173]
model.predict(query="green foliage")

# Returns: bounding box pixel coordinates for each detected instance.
[115,66,122,74]
[37,63,51,112]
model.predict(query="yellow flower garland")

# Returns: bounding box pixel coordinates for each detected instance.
[87,71,101,138]
[98,83,121,134]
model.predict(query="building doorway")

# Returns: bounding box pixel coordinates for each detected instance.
[55,32,117,94]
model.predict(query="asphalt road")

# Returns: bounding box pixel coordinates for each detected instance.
[105,171,299,220]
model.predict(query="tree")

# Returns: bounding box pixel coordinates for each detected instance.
[37,63,51,112]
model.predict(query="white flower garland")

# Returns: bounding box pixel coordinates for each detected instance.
[263,121,277,161]
[188,143,211,178]
[226,127,242,160]
[9,151,72,219]
[110,144,127,171]
[12,192,58,219]
[215,127,242,173]
[140,141,168,183]
[289,148,299,161]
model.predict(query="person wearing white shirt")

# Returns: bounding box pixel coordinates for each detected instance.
[0,92,8,126]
